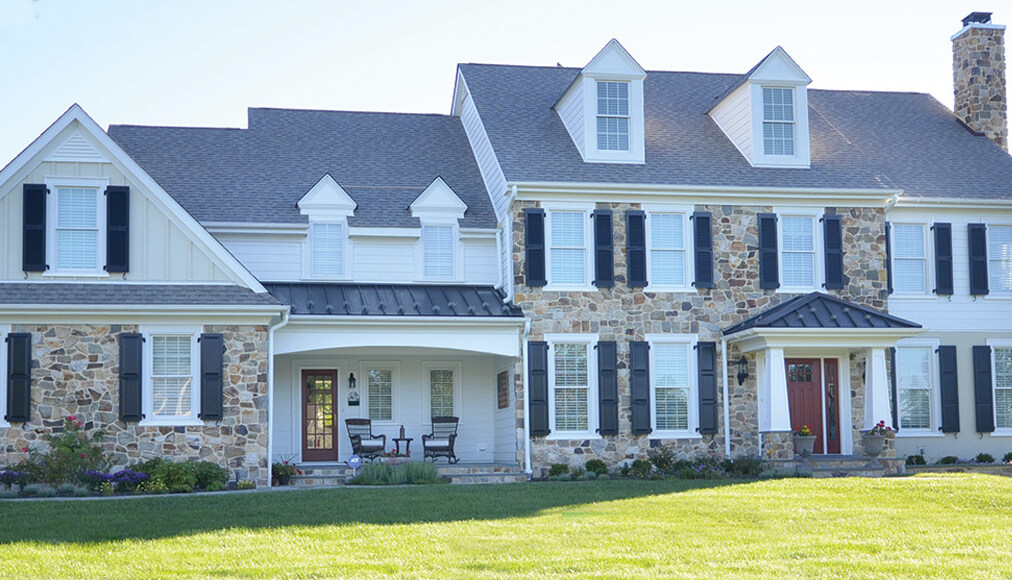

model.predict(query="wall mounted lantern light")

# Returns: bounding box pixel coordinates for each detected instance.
[736,356,749,386]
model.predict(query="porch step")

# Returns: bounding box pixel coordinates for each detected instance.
[287,462,527,487]
[767,455,906,478]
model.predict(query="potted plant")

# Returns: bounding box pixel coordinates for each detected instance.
[793,424,816,458]
[862,420,893,468]
[379,449,410,465]
[271,460,301,486]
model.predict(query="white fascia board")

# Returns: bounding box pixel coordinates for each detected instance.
[459,228,497,239]
[512,181,900,207]
[0,105,268,294]
[450,68,468,117]
[202,222,309,233]
[0,306,284,326]
[727,327,925,353]
[893,196,1012,210]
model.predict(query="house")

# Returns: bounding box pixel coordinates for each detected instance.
[1,13,1010,484]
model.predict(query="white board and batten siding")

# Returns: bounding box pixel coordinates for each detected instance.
[493,365,517,463]
[887,206,1012,331]
[456,78,513,299]
[709,83,754,162]
[1,159,235,283]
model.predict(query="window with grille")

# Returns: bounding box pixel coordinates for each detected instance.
[995,347,1012,429]
[762,87,795,156]
[597,81,630,151]
[649,213,686,286]
[311,223,343,278]
[896,346,933,430]
[429,369,454,418]
[781,215,815,287]
[368,368,393,421]
[653,341,691,431]
[892,224,927,293]
[55,187,100,271]
[423,225,454,278]
[549,210,587,285]
[989,225,1012,293]
[552,343,589,431]
[151,335,194,419]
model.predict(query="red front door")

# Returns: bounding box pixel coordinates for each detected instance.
[302,370,339,461]
[785,358,841,454]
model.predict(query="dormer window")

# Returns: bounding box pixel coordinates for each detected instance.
[297,174,357,281]
[762,87,795,156]
[311,222,345,278]
[597,81,630,151]
[422,224,455,279]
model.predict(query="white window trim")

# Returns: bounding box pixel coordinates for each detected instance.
[893,338,942,437]
[360,361,399,426]
[890,223,932,297]
[543,203,595,291]
[646,333,701,439]
[422,361,463,423]
[986,223,1012,296]
[581,75,646,164]
[775,208,822,293]
[0,324,9,428]
[749,83,810,169]
[545,333,599,440]
[987,339,1012,436]
[43,176,110,277]
[644,205,693,292]
[139,325,202,427]
[416,220,462,282]
[303,218,350,280]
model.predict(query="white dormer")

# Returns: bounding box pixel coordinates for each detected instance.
[411,177,467,281]
[709,47,812,168]
[554,39,647,164]
[409,176,467,221]
[297,173,357,219]
[298,174,357,280]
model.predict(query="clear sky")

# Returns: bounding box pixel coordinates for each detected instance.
[0,0,1002,165]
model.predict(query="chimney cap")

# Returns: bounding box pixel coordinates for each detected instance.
[962,12,993,27]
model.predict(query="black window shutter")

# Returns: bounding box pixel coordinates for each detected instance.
[885,222,894,294]
[822,214,844,290]
[972,345,995,433]
[968,224,989,296]
[198,333,224,421]
[626,210,647,287]
[5,333,31,423]
[937,345,960,433]
[528,341,550,436]
[106,186,130,273]
[692,211,714,288]
[524,209,546,287]
[23,184,47,272]
[119,333,144,421]
[758,213,779,289]
[932,223,953,295]
[597,341,618,435]
[592,209,614,288]
[697,341,718,435]
[889,347,898,431]
[629,341,651,434]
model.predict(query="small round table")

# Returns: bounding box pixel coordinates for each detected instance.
[393,437,413,456]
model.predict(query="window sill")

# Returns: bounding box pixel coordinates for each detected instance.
[989,429,1012,437]
[0,421,9,429]
[546,432,601,441]
[543,285,596,293]
[138,419,204,428]
[890,293,935,300]
[778,286,818,294]
[42,271,111,279]
[649,431,702,440]
[645,285,693,293]
[895,430,945,438]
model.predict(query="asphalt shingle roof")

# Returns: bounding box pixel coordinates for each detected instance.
[108,109,496,228]
[459,63,1012,199]
[0,284,281,306]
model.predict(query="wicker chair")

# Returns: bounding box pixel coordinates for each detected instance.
[422,416,459,463]
[345,418,386,461]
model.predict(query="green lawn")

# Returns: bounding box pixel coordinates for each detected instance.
[0,474,1009,578]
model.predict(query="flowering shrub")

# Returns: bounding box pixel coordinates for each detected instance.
[8,416,107,485]
[0,470,28,489]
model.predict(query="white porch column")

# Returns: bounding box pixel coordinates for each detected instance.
[864,347,893,430]
[761,347,791,432]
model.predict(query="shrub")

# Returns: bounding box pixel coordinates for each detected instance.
[975,453,995,464]
[72,486,90,497]
[21,484,43,497]
[631,459,652,479]
[938,456,959,465]
[646,445,678,475]
[188,461,228,490]
[348,461,444,485]
[137,480,168,494]
[151,461,197,493]
[111,469,149,493]
[36,486,57,498]
[0,489,17,499]
[724,456,765,477]
[57,483,77,496]
[236,480,256,490]
[207,481,228,492]
[906,454,927,466]
[0,470,28,489]
[1004,452,1012,463]
[81,470,112,491]
[570,467,585,478]
[132,457,167,478]
[584,459,608,476]
[24,416,108,485]
[548,464,569,477]
[619,463,632,477]
[99,481,114,496]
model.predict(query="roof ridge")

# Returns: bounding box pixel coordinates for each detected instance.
[248,107,454,119]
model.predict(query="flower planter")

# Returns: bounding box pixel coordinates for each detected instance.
[862,434,887,468]
[275,475,292,486]
[380,457,410,466]
[793,435,816,459]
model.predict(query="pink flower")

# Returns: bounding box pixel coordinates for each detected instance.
[80,453,86,458]
[67,415,77,422]
[21,447,28,453]
[75,421,82,428]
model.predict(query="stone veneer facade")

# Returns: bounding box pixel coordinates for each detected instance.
[953,22,1008,151]
[512,200,891,471]
[0,324,270,486]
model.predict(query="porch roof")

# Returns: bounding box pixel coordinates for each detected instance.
[723,292,920,336]
[264,283,523,318]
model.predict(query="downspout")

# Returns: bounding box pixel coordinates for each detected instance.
[522,319,532,476]
[721,338,732,457]
[267,308,291,475]
[495,222,503,291]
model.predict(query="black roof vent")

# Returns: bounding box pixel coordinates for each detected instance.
[962,12,992,26]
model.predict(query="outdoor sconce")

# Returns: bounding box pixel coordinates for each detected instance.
[736,356,749,385]
[347,372,360,406]
[348,372,357,389]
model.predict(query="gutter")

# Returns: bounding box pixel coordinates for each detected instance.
[266,308,291,475]
[522,319,532,477]
[511,180,901,200]
[721,338,732,457]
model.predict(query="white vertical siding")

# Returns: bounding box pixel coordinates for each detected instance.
[556,81,585,153]
[462,236,498,284]
[493,365,516,463]
[216,235,303,282]
[709,83,754,162]
[353,238,417,282]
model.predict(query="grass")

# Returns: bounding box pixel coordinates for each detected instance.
[0,474,1010,578]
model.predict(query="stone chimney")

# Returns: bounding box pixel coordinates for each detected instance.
[953,12,1007,151]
